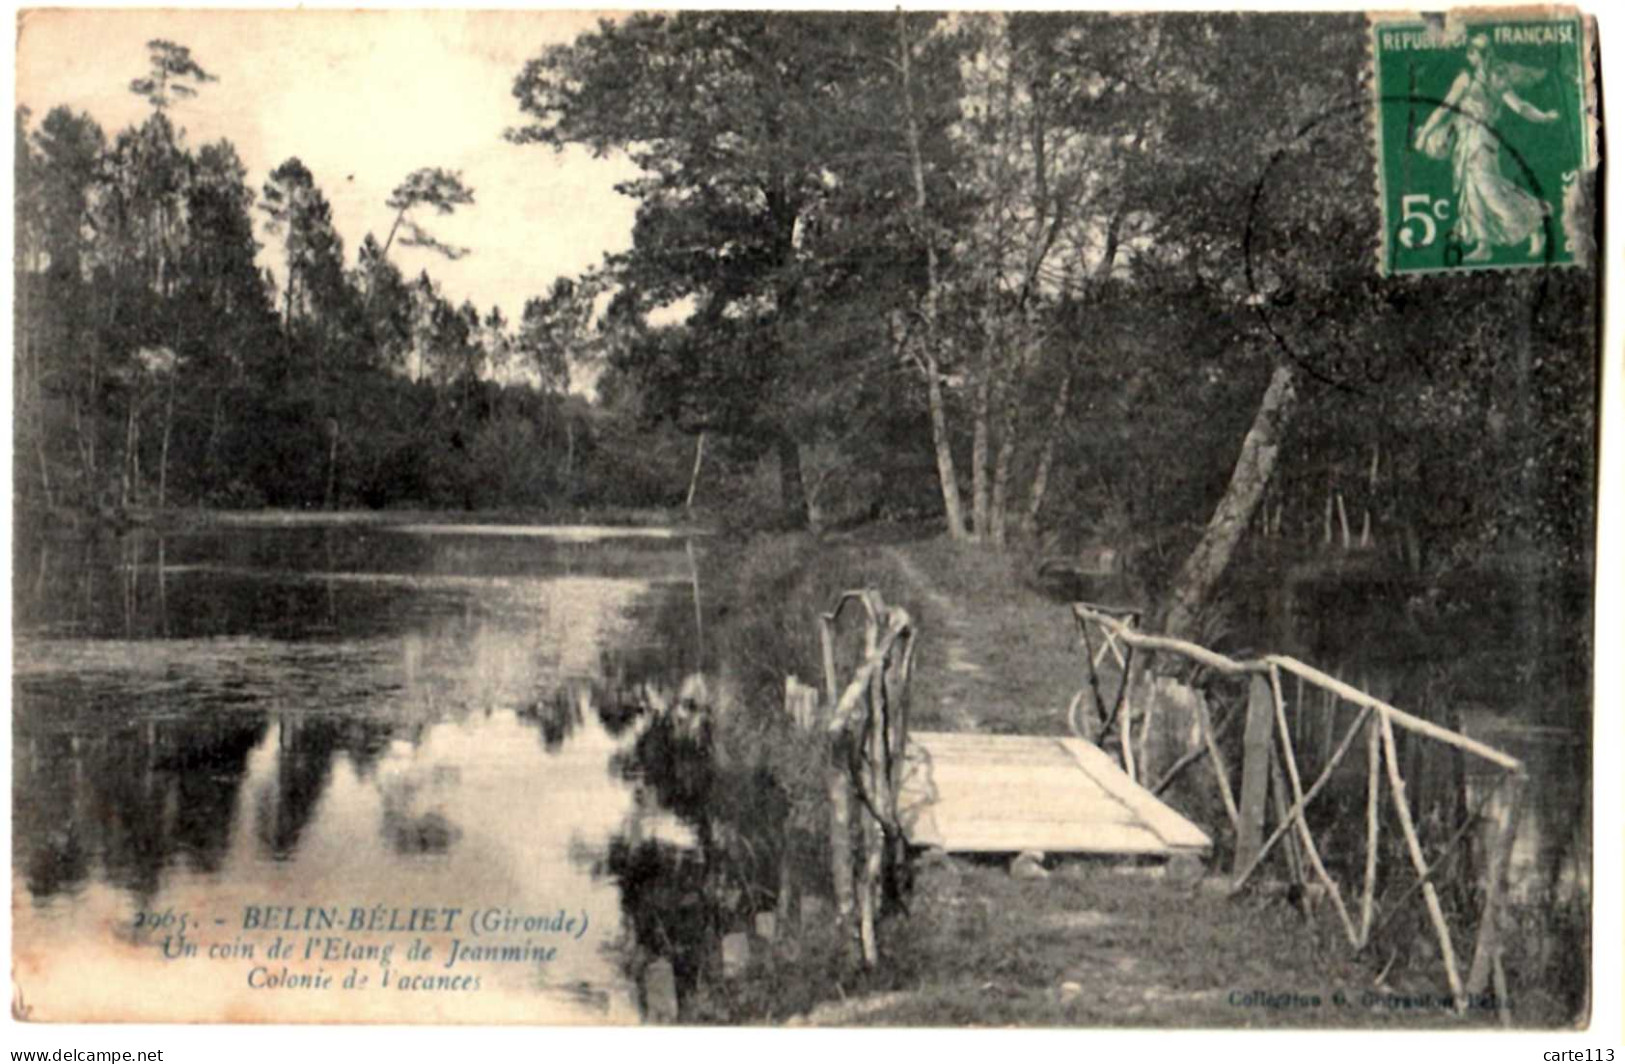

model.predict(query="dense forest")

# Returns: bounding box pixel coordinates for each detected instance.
[14,14,1596,646]
[14,39,698,520]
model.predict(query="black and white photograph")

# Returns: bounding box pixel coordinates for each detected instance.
[7,5,1603,1041]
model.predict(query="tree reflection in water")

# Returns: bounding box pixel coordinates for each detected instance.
[576,671,799,1016]
[14,713,270,900]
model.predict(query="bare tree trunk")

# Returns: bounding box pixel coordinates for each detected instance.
[776,434,808,528]
[564,416,575,488]
[798,443,830,531]
[988,344,1026,545]
[971,356,992,541]
[1162,361,1298,640]
[19,265,56,509]
[72,397,93,487]
[121,398,140,511]
[88,354,99,481]
[324,418,340,511]
[1015,213,1119,543]
[157,372,177,510]
[28,356,55,510]
[1021,367,1072,539]
[35,427,55,510]
[1362,442,1379,549]
[71,342,103,494]
[897,8,966,541]
[922,351,965,538]
[204,388,225,490]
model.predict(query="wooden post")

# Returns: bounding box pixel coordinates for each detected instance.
[776,842,797,933]
[1193,692,1240,831]
[883,629,916,898]
[857,598,886,968]
[1294,672,1305,747]
[1269,667,1358,945]
[1268,752,1306,887]
[820,615,854,920]
[1119,652,1138,782]
[858,812,881,967]
[1466,772,1524,996]
[1232,673,1275,881]
[781,678,815,931]
[1379,712,1465,1011]
[820,615,839,705]
[1359,716,1381,948]
[888,632,915,797]
[1136,664,1157,783]
[1228,704,1372,894]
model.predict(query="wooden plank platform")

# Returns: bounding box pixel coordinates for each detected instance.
[897,731,1212,856]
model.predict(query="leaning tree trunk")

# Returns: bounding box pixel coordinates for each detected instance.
[684,431,707,511]
[1161,361,1298,641]
[897,7,966,541]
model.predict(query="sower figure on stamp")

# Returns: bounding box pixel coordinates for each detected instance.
[1414,34,1560,262]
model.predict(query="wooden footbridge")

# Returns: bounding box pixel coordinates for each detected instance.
[810,587,1526,1021]
[896,731,1210,855]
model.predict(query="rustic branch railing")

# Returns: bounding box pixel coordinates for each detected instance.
[1069,601,1143,780]
[807,588,916,968]
[1071,602,1525,1021]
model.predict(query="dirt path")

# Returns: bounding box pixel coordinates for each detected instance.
[882,541,1082,736]
[884,546,982,731]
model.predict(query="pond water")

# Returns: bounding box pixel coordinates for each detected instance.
[1267,564,1591,911]
[13,525,1590,1023]
[11,522,706,1023]
[1254,562,1591,1018]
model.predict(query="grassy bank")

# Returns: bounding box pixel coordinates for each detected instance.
[16,502,716,538]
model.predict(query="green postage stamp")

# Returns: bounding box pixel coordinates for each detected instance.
[1372,11,1592,274]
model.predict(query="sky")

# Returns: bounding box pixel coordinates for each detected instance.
[15,9,644,325]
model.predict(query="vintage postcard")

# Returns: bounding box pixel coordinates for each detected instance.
[9,6,1600,1036]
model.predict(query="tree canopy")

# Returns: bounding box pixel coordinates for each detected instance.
[14,14,1593,649]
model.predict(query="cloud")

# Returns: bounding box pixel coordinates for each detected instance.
[17,9,641,322]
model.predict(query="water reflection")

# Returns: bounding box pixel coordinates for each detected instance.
[15,713,270,901]
[1260,559,1590,1017]
[13,524,1589,1023]
[519,687,588,753]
